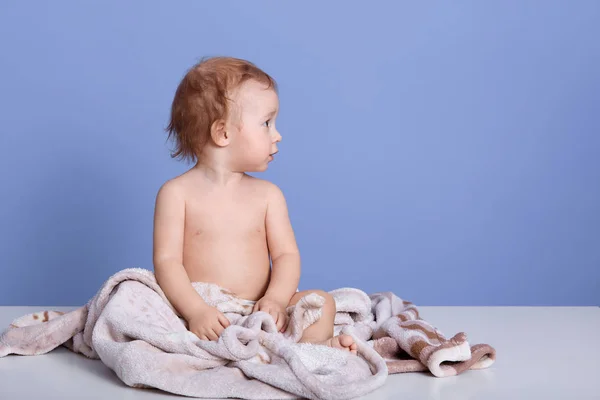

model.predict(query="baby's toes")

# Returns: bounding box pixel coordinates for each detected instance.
[341,335,358,355]
[339,334,355,348]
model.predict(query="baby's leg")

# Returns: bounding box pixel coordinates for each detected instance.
[288,290,357,355]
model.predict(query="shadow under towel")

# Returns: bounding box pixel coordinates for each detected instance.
[0,268,496,400]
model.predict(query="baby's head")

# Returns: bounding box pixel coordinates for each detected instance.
[166,56,282,172]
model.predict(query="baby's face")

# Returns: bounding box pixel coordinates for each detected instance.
[227,80,281,172]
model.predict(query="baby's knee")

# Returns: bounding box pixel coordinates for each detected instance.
[313,290,335,309]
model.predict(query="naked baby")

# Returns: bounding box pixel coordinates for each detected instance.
[153,56,357,354]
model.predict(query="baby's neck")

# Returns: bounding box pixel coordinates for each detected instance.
[192,161,245,187]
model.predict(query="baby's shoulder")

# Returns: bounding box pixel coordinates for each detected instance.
[242,175,284,199]
[154,174,196,208]
[157,174,188,195]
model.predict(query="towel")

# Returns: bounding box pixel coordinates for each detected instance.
[0,268,495,399]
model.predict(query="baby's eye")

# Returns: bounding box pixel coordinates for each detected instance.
[263,120,271,128]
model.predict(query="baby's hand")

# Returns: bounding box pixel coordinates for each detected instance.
[187,304,230,341]
[252,296,288,333]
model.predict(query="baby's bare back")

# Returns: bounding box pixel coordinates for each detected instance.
[180,173,271,301]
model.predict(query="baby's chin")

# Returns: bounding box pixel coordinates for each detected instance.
[243,164,269,173]
[249,160,274,173]
[237,155,274,173]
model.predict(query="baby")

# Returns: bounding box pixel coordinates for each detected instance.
[153,56,357,354]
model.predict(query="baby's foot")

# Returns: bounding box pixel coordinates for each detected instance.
[318,334,358,355]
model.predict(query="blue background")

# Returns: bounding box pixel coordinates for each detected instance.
[1,1,598,306]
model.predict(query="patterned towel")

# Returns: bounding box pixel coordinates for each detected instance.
[0,268,495,399]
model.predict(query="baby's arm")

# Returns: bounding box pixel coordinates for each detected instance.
[263,183,301,306]
[153,181,209,321]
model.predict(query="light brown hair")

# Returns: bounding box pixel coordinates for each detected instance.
[165,56,278,164]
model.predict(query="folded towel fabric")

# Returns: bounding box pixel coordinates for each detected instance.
[0,268,495,399]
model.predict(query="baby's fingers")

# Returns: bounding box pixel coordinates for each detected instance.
[213,324,224,338]
[275,312,286,332]
[206,329,219,342]
[268,310,278,323]
[218,313,230,328]
[280,315,289,333]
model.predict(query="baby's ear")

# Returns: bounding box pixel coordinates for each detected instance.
[210,119,230,147]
